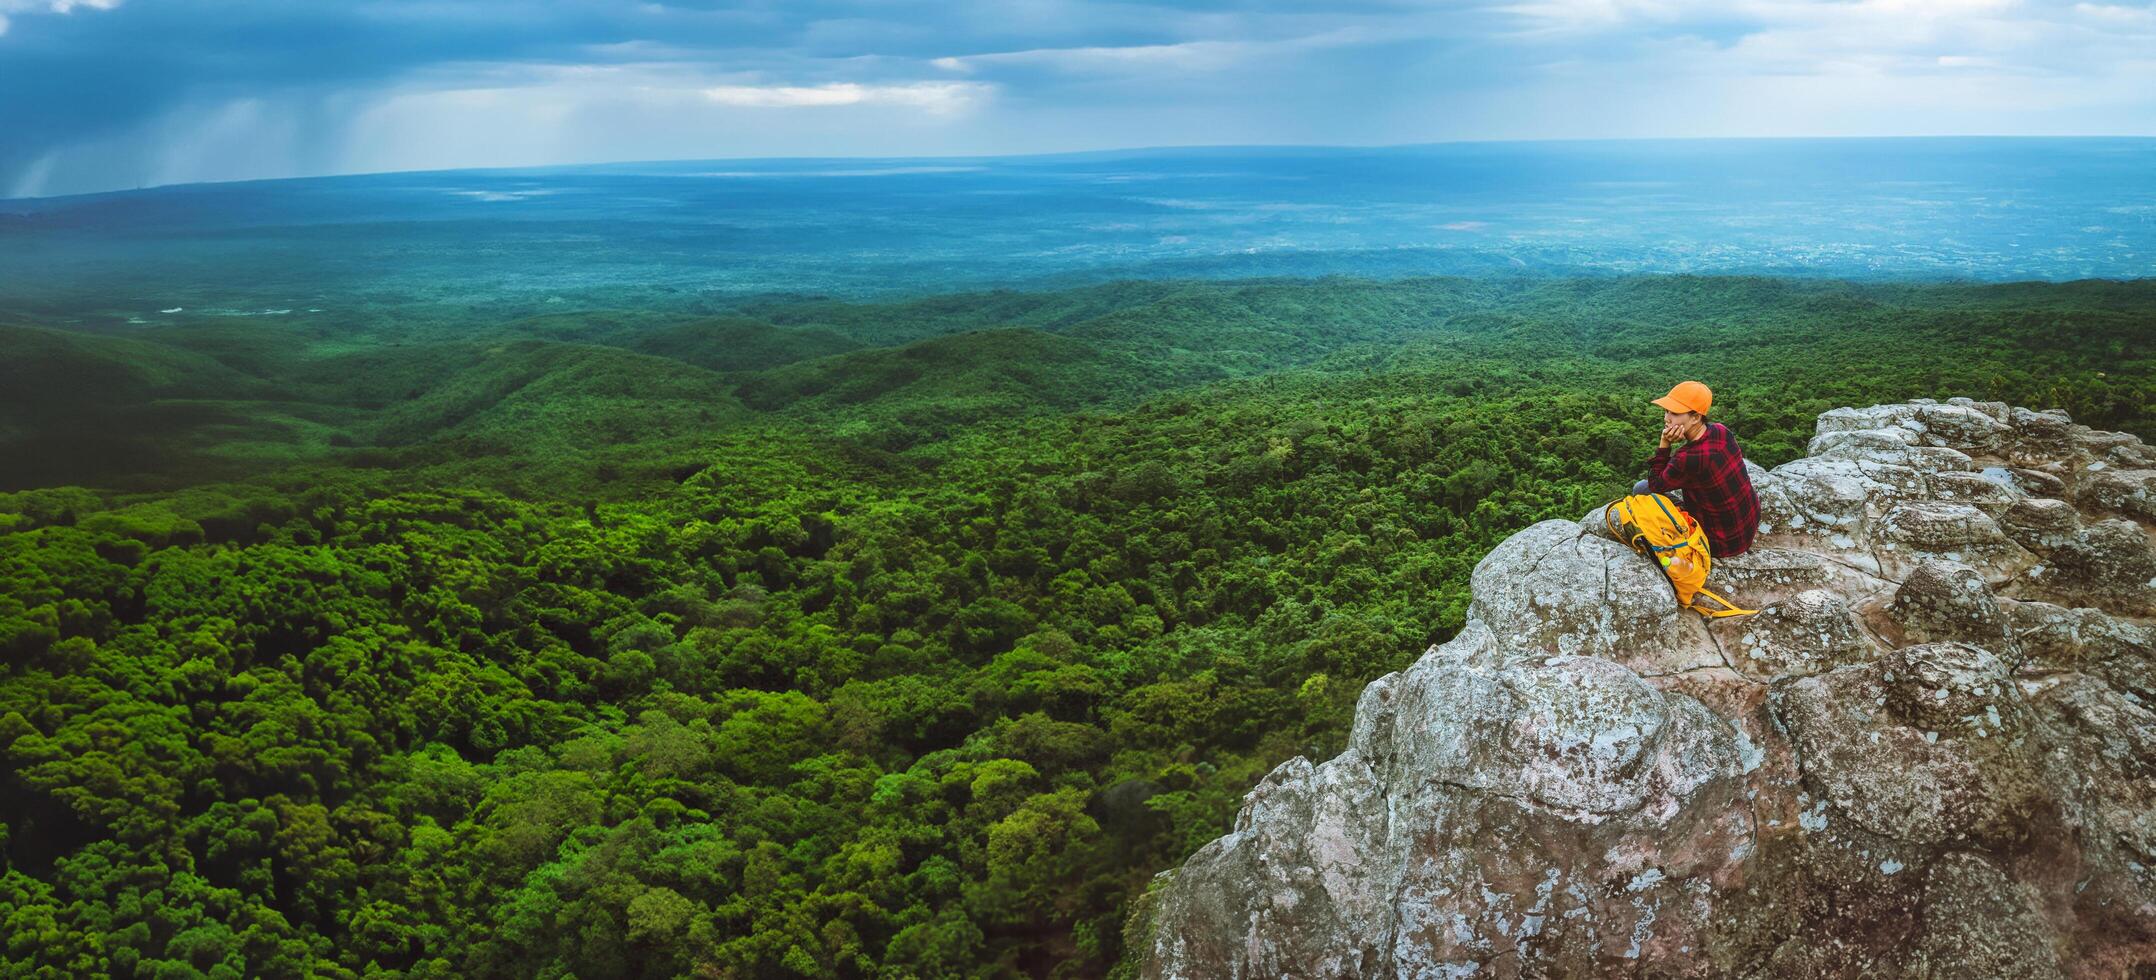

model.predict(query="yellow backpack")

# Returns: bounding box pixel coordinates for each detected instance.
[1604,492,1757,619]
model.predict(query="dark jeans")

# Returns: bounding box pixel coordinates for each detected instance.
[1632,479,1680,501]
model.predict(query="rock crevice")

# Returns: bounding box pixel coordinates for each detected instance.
[1143,398,2156,979]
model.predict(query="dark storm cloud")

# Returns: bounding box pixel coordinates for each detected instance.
[2,0,2151,196]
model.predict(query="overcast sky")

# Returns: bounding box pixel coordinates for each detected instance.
[4,0,2154,197]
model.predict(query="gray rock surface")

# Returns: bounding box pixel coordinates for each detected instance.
[1142,399,2156,978]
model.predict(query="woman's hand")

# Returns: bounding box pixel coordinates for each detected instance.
[1658,420,1683,448]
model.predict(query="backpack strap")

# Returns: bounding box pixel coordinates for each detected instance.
[1686,586,1758,619]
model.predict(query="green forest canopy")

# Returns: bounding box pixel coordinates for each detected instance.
[1,274,2151,977]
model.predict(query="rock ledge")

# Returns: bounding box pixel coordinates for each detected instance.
[1142,398,2156,979]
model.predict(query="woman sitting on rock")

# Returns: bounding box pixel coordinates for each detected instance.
[1631,380,1761,557]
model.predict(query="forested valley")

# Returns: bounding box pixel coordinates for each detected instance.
[3,275,2151,978]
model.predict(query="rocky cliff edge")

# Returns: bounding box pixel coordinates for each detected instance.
[1141,398,2156,979]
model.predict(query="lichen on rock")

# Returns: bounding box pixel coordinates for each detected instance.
[1142,398,2156,978]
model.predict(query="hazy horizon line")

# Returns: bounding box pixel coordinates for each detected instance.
[10,133,2156,205]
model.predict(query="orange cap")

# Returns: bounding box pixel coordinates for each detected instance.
[1652,380,1713,415]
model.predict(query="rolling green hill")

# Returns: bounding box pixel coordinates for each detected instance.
[341,341,747,450]
[7,274,2153,498]
[732,280,1197,347]
[469,311,866,373]
[606,318,864,374]
[0,323,295,489]
[731,327,1215,426]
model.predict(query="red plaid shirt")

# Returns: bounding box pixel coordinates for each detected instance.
[1648,421,1760,557]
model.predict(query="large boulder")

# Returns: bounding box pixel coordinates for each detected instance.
[1884,559,2015,654]
[1144,631,1757,979]
[1776,641,2050,848]
[1999,497,2083,553]
[1466,520,1720,677]
[1813,401,2013,455]
[2014,516,2156,617]
[2074,466,2156,522]
[2011,601,2156,702]
[1869,501,2038,582]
